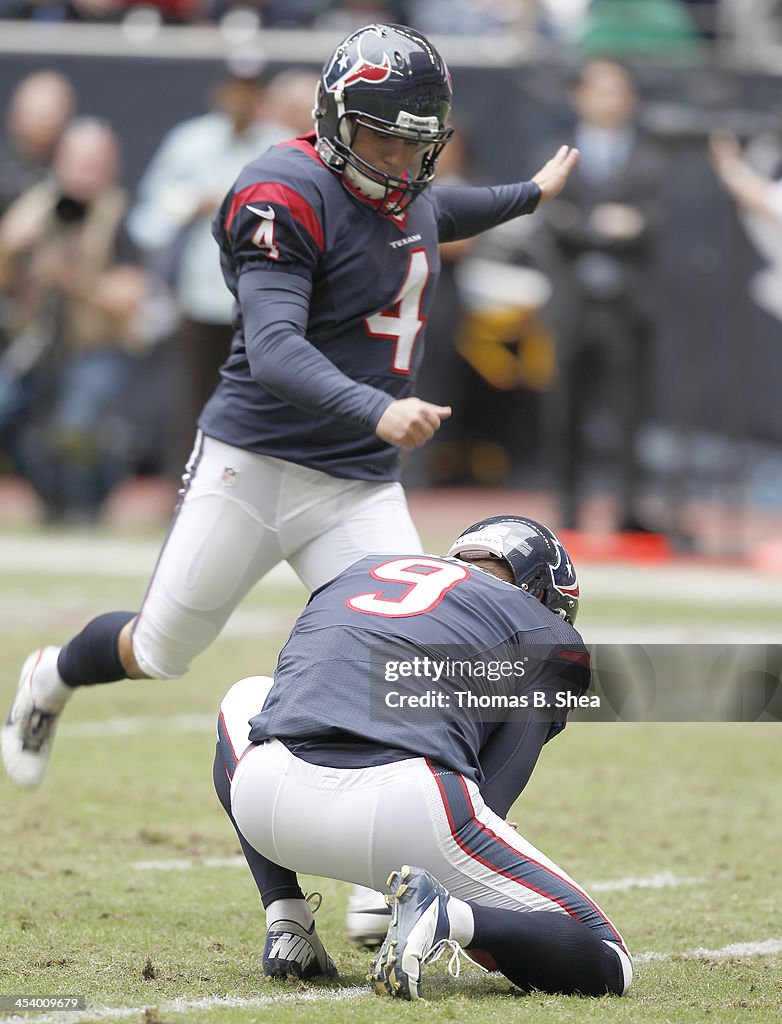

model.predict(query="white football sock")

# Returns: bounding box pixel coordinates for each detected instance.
[446,896,475,947]
[265,898,314,931]
[30,647,72,713]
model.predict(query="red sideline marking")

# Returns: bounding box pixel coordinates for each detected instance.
[750,536,782,575]
[557,529,673,565]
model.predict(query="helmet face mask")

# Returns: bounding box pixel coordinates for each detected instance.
[447,516,580,625]
[315,24,453,216]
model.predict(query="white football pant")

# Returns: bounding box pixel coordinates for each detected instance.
[131,432,422,678]
[219,675,633,994]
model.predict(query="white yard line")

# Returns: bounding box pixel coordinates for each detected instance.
[586,871,704,892]
[0,985,369,1024]
[635,937,782,962]
[134,856,245,871]
[1,939,780,1024]
[60,715,216,739]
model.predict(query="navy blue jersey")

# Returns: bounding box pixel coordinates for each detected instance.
[249,554,589,784]
[201,135,540,481]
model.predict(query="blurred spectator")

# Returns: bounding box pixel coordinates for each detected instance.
[0,71,76,354]
[204,0,325,28]
[315,0,406,31]
[0,0,535,24]
[0,71,76,218]
[402,0,517,36]
[127,61,293,472]
[719,0,782,56]
[532,58,667,531]
[710,130,782,323]
[0,0,121,20]
[263,68,321,136]
[0,119,151,522]
[257,0,328,27]
[122,0,202,24]
[710,131,782,222]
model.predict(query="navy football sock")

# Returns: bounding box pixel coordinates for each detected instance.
[57,611,136,687]
[212,744,304,906]
[468,904,625,996]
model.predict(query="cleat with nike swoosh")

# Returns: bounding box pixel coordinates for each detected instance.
[262,918,339,981]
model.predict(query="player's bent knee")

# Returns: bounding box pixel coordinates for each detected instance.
[217,676,275,774]
[128,630,203,680]
[118,621,150,679]
[221,675,275,714]
[130,607,225,679]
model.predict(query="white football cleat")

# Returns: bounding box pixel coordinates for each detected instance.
[370,864,452,1000]
[2,647,70,788]
[345,884,392,948]
[263,919,339,981]
[263,892,339,981]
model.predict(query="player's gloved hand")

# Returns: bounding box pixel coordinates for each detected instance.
[376,397,452,450]
[531,145,580,202]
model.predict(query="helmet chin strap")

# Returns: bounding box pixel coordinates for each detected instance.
[340,98,402,204]
[315,85,349,169]
[334,87,347,137]
[344,162,387,201]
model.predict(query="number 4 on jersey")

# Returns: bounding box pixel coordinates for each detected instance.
[364,248,430,374]
[250,208,280,260]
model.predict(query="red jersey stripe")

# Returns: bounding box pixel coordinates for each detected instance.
[425,759,628,952]
[226,181,324,252]
[554,649,591,667]
[279,134,326,164]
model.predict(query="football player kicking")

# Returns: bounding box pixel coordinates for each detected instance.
[214,516,633,999]
[2,25,578,942]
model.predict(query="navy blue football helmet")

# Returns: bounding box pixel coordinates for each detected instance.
[314,23,453,215]
[447,515,580,624]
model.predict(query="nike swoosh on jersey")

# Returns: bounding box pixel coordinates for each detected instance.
[246,204,276,220]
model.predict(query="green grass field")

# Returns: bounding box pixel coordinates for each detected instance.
[1,525,781,1024]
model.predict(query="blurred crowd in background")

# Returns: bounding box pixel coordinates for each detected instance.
[1,0,782,552]
[0,0,716,39]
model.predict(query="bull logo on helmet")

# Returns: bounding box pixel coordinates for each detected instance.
[550,540,580,599]
[324,26,393,93]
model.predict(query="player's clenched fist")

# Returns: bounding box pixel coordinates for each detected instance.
[376,397,452,450]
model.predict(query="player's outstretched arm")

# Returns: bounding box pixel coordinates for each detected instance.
[531,145,580,203]
[432,147,578,242]
[376,397,452,450]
